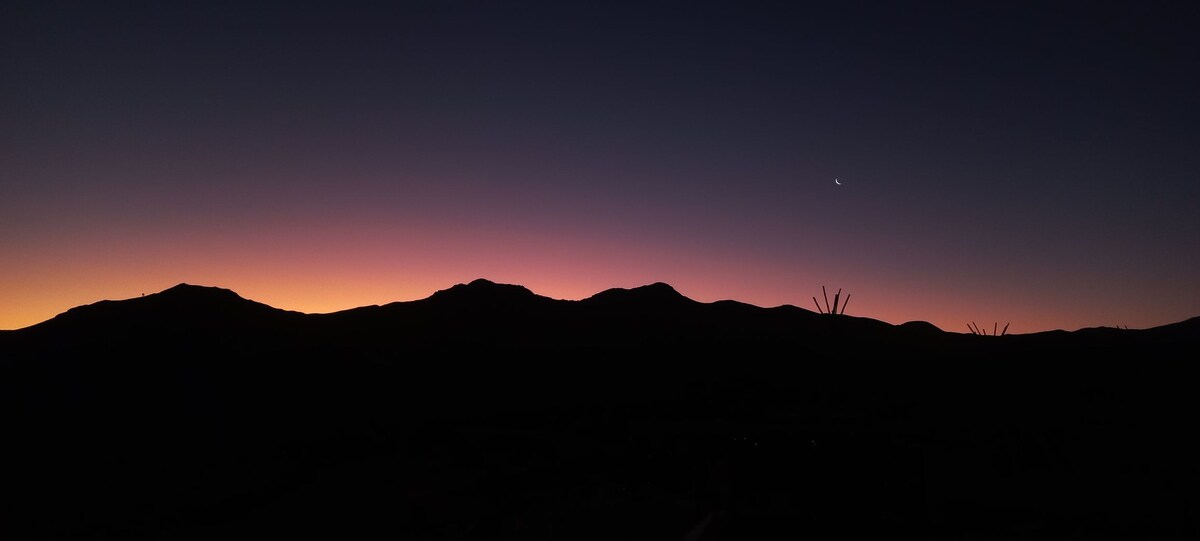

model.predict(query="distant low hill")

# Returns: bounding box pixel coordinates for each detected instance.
[6,279,1196,360]
[2,280,1198,539]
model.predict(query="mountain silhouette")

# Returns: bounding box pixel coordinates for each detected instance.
[583,281,694,306]
[17,282,302,339]
[2,280,1198,540]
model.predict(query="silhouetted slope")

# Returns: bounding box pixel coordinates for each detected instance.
[582,282,695,306]
[16,283,304,343]
[2,280,1198,540]
[427,278,543,305]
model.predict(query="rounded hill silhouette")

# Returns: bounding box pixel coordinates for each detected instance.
[2,279,1197,539]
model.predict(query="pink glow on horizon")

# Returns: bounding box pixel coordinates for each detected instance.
[3,210,1193,334]
[3,170,1196,333]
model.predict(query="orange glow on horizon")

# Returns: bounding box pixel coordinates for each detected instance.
[2,209,1195,334]
[2,265,1188,335]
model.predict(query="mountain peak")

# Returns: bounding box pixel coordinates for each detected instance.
[151,283,255,307]
[427,279,539,305]
[28,283,276,334]
[584,282,693,305]
[635,282,684,297]
[467,278,505,288]
[160,282,243,297]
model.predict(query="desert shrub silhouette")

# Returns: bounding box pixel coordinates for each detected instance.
[812,286,850,315]
[967,321,1009,336]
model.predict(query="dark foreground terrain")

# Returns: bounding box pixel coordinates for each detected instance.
[3,280,1198,539]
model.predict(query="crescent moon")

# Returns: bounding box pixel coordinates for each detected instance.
[834,178,841,185]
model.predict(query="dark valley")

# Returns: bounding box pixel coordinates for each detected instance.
[3,280,1198,539]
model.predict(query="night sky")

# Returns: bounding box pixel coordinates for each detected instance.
[4,1,1198,332]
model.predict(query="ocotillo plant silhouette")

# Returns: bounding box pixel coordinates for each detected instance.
[967,322,1009,336]
[812,286,850,315]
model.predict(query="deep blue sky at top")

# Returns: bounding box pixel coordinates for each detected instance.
[2,1,1198,331]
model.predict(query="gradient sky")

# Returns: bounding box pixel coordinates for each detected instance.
[4,1,1198,333]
